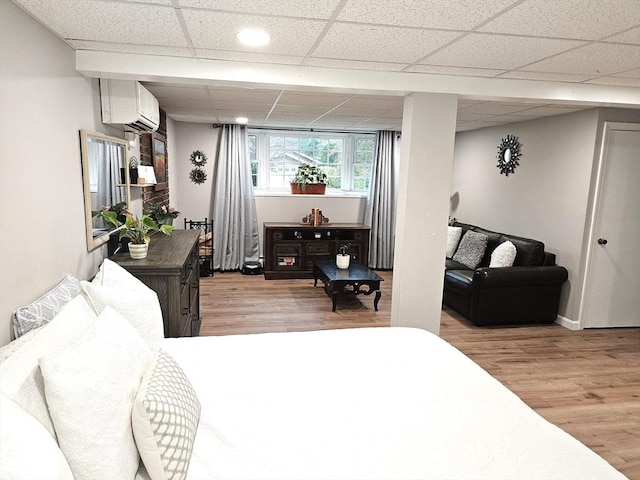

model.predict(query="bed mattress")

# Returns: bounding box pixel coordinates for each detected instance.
[161,327,625,480]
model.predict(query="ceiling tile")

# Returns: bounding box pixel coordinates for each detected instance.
[19,0,186,46]
[306,58,407,71]
[314,23,461,63]
[405,65,504,77]
[67,40,192,57]
[603,26,640,45]
[278,92,353,107]
[584,77,640,88]
[525,43,640,76]
[178,0,343,19]
[182,10,325,55]
[511,105,587,117]
[421,33,585,70]
[337,0,518,30]
[207,88,281,103]
[460,102,536,115]
[343,96,403,110]
[195,49,304,65]
[479,0,640,40]
[498,71,596,83]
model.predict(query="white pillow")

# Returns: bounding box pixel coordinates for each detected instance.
[0,296,98,438]
[133,349,201,480]
[0,394,74,480]
[81,258,164,352]
[446,226,462,258]
[40,306,153,480]
[490,240,517,267]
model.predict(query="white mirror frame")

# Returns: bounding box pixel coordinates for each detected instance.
[80,129,131,251]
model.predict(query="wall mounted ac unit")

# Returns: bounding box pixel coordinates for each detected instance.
[100,79,159,133]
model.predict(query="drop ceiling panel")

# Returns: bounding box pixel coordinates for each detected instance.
[337,0,519,30]
[478,0,640,40]
[314,23,461,63]
[525,43,640,76]
[422,33,586,70]
[178,0,343,19]
[182,10,325,55]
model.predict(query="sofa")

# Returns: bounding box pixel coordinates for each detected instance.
[444,222,568,326]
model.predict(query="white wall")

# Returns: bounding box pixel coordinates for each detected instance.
[450,108,636,322]
[172,121,366,259]
[0,1,123,345]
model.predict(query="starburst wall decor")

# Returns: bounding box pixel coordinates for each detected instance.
[496,134,522,176]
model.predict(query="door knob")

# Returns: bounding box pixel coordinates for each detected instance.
[597,238,608,245]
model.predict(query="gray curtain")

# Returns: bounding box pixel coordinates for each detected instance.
[211,124,260,271]
[365,131,399,269]
[93,139,126,229]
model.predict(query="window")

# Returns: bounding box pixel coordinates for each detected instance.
[249,130,375,193]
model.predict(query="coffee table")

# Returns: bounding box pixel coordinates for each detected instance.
[313,258,383,312]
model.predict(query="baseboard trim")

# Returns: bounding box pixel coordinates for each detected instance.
[555,315,580,330]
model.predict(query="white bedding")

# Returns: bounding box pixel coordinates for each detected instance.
[161,327,626,480]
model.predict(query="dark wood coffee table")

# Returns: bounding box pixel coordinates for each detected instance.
[313,258,383,312]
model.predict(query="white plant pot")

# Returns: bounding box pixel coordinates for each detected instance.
[336,254,350,269]
[129,242,149,260]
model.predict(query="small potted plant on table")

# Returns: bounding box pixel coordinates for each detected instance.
[97,211,174,259]
[145,202,180,226]
[336,243,351,269]
[290,165,327,194]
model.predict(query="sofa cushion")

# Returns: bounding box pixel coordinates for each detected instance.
[490,241,517,268]
[446,227,462,258]
[452,231,488,270]
[444,270,474,296]
[503,235,545,266]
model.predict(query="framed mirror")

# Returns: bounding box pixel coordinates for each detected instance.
[80,129,131,251]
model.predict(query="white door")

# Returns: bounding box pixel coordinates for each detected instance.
[582,123,640,328]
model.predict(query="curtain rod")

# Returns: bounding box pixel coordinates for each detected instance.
[213,124,378,135]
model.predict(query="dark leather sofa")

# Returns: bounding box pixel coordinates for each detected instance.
[443,223,568,326]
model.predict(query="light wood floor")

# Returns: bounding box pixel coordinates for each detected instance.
[200,270,640,479]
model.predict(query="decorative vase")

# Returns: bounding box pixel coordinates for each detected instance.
[336,254,350,269]
[129,242,149,260]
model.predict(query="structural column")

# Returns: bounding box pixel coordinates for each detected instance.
[391,92,458,334]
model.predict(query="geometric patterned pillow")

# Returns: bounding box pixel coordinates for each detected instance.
[452,231,488,269]
[11,275,81,339]
[132,349,201,480]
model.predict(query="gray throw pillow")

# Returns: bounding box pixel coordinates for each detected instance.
[452,231,488,269]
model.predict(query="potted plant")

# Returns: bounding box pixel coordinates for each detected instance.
[290,165,327,195]
[97,211,174,259]
[336,243,351,269]
[92,202,128,230]
[144,202,180,225]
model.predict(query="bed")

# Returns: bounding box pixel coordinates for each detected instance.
[0,259,627,480]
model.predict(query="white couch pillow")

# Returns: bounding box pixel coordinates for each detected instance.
[446,226,463,258]
[40,306,153,480]
[81,258,164,352]
[490,241,517,268]
[0,296,98,438]
[0,394,74,480]
[133,349,201,480]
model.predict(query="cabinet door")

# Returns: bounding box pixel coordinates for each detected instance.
[305,241,332,269]
[273,242,304,271]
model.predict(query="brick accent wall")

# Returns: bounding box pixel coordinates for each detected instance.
[139,109,170,211]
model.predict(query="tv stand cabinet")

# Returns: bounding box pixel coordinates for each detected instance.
[263,223,370,280]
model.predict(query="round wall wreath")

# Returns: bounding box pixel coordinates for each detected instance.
[190,150,207,166]
[189,168,207,184]
[496,135,522,176]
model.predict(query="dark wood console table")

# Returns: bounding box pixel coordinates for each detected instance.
[263,223,370,280]
[313,258,383,312]
[110,230,201,337]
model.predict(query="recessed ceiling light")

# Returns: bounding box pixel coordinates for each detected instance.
[236,28,271,47]
[236,117,249,124]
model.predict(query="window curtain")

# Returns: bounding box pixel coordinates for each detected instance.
[93,140,126,229]
[211,124,260,271]
[365,131,399,269]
